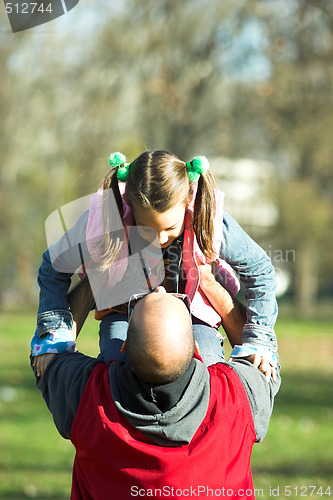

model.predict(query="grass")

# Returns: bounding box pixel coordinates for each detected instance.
[251,317,333,499]
[1,311,332,499]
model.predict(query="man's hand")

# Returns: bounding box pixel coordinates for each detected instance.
[33,353,57,377]
[197,261,216,291]
[197,260,235,318]
[230,353,277,383]
[196,259,246,347]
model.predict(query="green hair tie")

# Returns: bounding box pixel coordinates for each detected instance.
[186,156,209,182]
[108,152,130,182]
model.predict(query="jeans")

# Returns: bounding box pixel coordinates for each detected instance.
[98,313,225,367]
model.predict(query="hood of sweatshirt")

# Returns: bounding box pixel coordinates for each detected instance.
[109,357,210,447]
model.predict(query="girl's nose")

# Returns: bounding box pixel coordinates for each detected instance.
[158,231,168,245]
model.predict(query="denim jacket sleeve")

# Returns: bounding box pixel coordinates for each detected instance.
[33,211,90,351]
[221,212,278,353]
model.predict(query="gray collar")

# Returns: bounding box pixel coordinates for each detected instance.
[109,358,210,446]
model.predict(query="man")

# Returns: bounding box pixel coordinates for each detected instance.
[31,287,280,500]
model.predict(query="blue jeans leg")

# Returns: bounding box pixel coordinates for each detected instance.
[192,322,225,366]
[98,313,128,363]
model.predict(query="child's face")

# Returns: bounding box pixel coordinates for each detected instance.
[132,201,186,248]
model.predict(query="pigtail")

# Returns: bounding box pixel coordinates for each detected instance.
[185,156,217,261]
[102,167,124,220]
[97,161,126,271]
[193,170,217,261]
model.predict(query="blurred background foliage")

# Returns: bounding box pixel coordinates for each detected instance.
[1,0,332,314]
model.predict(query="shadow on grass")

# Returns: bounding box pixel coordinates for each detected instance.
[252,461,333,480]
[252,369,333,482]
[0,494,69,500]
[276,370,333,417]
[0,462,73,473]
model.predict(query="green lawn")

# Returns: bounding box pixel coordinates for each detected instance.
[1,312,332,499]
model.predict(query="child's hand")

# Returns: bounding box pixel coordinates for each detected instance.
[243,352,276,383]
[33,353,57,377]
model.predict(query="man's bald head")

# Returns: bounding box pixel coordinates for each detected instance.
[126,293,195,384]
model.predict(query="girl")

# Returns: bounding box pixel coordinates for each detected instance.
[32,150,278,375]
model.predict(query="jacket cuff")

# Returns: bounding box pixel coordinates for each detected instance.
[230,344,278,367]
[31,331,76,356]
[35,310,73,338]
[242,323,277,352]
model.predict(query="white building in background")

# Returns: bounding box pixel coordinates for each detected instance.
[209,157,290,297]
[209,157,278,230]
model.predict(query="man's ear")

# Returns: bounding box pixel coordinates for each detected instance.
[194,340,200,355]
[120,339,127,353]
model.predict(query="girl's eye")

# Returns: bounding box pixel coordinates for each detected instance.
[167,223,179,231]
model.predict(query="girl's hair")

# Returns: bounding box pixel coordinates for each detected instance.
[99,150,217,270]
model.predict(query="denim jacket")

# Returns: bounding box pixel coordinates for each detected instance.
[32,209,278,359]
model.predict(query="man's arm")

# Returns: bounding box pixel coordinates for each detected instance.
[197,261,246,346]
[31,352,102,438]
[228,356,281,442]
[68,275,95,339]
[198,260,277,381]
